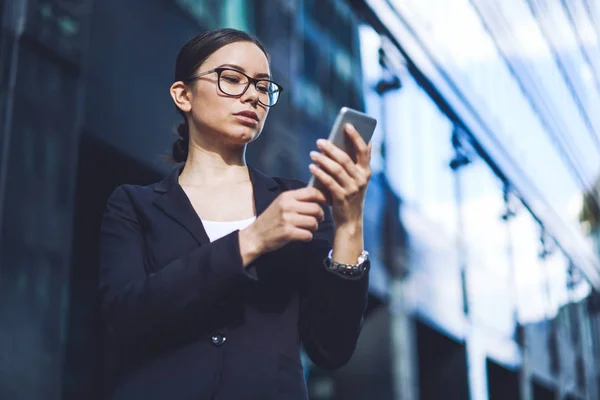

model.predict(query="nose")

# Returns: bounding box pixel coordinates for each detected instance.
[241,82,260,105]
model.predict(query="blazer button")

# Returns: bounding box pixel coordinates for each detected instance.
[211,333,226,346]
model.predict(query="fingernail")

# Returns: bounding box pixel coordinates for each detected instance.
[310,151,318,158]
[316,139,326,147]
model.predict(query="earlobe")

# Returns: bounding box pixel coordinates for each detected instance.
[170,81,192,113]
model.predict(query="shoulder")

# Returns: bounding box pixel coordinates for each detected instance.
[107,182,158,202]
[104,178,165,212]
[102,181,165,228]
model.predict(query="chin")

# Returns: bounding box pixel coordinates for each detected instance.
[231,125,262,143]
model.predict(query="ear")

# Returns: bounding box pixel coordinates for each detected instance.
[170,81,192,113]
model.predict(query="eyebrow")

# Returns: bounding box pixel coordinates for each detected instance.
[218,63,271,79]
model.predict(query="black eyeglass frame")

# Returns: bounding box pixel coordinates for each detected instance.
[185,67,284,107]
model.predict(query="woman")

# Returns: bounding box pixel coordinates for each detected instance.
[99,28,372,400]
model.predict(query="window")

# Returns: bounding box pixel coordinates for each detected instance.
[174,0,253,32]
[461,157,516,338]
[384,78,465,333]
[510,208,549,324]
[359,25,465,334]
[388,0,600,255]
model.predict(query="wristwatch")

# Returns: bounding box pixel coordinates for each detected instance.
[323,249,370,277]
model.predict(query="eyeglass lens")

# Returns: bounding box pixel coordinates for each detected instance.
[218,69,280,106]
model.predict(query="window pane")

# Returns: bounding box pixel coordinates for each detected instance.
[462,158,516,338]
[385,81,465,333]
[511,208,548,324]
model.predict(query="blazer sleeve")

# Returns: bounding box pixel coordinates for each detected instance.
[98,185,255,345]
[298,204,369,370]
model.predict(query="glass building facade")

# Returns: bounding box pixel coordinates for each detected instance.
[1,0,600,399]
[355,0,600,399]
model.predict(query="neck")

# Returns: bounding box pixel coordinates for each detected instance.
[178,132,250,188]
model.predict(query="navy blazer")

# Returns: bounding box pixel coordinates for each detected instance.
[98,166,369,400]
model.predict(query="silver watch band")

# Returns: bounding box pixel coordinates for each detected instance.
[324,249,370,277]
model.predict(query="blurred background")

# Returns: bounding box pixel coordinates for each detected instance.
[2,0,600,399]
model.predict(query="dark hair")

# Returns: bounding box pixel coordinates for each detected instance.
[171,28,270,163]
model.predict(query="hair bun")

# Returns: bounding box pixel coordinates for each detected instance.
[176,123,188,138]
[172,123,189,163]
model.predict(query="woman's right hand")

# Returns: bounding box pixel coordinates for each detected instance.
[238,187,327,267]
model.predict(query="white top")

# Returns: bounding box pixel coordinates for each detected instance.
[201,216,256,242]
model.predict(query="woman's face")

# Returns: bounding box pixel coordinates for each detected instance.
[184,41,272,146]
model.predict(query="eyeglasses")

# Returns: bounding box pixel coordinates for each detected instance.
[186,67,283,107]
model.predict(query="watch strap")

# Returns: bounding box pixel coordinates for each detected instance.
[323,250,370,277]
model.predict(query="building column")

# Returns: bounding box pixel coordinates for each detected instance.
[0,1,91,399]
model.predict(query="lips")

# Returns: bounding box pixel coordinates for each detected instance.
[234,111,259,122]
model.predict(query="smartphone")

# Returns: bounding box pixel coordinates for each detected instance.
[308,107,378,191]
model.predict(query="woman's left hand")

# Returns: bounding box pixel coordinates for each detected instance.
[309,123,372,228]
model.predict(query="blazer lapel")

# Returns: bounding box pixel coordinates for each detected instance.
[248,166,282,216]
[153,167,211,245]
[152,166,283,245]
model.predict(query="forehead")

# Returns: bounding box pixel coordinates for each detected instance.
[202,41,270,76]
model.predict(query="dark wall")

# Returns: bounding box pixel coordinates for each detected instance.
[532,378,556,400]
[416,320,469,400]
[84,0,206,172]
[487,359,520,400]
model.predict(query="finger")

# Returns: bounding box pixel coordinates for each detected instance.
[292,201,325,221]
[316,138,360,180]
[310,151,354,187]
[292,187,328,203]
[288,214,320,232]
[355,135,372,168]
[286,226,314,243]
[345,123,369,153]
[344,123,370,168]
[309,163,345,200]
[291,228,314,242]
